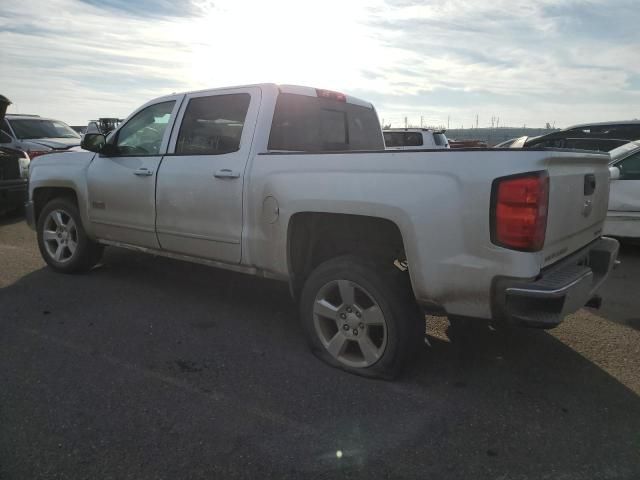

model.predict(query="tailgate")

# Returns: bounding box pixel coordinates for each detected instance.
[542,150,611,267]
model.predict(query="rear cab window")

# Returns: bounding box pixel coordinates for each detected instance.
[8,118,80,140]
[268,92,383,152]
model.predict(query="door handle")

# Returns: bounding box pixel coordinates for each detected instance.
[134,168,153,176]
[214,169,240,179]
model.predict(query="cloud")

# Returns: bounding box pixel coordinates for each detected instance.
[0,0,638,127]
[78,0,206,18]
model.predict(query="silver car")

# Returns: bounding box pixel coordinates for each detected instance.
[1,114,81,159]
[605,140,640,239]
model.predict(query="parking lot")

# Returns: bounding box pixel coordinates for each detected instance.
[1,215,639,479]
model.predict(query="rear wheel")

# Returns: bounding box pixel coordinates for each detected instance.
[37,198,103,273]
[300,255,423,379]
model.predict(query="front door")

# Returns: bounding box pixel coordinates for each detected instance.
[87,97,183,247]
[155,87,261,263]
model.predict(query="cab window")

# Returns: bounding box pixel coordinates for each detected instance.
[115,101,175,156]
[176,94,250,155]
[0,129,12,144]
[617,152,640,180]
[268,93,383,151]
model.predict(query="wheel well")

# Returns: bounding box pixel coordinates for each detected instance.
[33,187,78,224]
[288,213,406,297]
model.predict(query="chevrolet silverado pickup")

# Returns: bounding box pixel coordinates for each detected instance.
[26,84,619,378]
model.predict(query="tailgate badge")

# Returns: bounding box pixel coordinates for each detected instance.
[582,199,593,218]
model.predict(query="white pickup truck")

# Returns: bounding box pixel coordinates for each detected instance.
[26,84,619,378]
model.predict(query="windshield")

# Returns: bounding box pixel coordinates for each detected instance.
[433,132,448,146]
[609,141,640,162]
[9,118,80,139]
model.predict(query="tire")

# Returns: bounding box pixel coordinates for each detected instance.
[36,197,103,273]
[299,255,424,379]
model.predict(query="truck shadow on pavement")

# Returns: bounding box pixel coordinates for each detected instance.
[2,247,640,479]
[0,210,25,227]
[597,241,640,330]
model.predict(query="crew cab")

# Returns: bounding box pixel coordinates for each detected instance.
[26,84,618,378]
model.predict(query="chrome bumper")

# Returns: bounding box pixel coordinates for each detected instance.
[493,237,619,328]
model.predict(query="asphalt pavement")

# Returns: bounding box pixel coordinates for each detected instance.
[1,215,639,479]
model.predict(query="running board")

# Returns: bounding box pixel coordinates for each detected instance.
[97,239,284,280]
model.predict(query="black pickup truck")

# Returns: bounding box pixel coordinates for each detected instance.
[0,95,29,214]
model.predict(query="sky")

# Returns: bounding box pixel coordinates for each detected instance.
[0,0,639,128]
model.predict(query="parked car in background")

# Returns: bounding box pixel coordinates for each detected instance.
[523,121,640,152]
[605,140,640,239]
[494,137,520,148]
[27,83,618,378]
[0,96,29,214]
[383,128,449,149]
[86,118,123,135]
[448,139,488,148]
[1,114,81,159]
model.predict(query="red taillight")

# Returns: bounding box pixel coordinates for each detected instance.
[27,150,49,159]
[315,89,347,102]
[491,172,549,251]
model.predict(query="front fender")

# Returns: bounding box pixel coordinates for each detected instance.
[29,151,96,237]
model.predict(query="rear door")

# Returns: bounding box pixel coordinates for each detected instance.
[155,87,260,263]
[542,151,612,266]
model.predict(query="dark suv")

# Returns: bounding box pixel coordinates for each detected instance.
[524,121,640,151]
[0,96,30,214]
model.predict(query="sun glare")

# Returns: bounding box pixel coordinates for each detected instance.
[179,0,389,92]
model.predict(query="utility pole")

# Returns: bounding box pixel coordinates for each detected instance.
[475,114,479,129]
[420,116,423,128]
[447,116,450,130]
[404,116,408,129]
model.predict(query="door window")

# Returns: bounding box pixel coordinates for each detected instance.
[176,94,251,155]
[115,101,175,156]
[617,152,640,180]
[0,129,12,144]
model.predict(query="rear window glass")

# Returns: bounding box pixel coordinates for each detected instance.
[383,131,424,147]
[9,119,80,140]
[404,132,423,146]
[268,93,383,151]
[433,133,448,146]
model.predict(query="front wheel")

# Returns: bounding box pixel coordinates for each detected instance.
[299,255,424,379]
[36,198,103,273]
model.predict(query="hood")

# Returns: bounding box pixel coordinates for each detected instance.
[29,137,81,150]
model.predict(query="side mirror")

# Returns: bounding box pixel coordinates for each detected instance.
[81,133,106,153]
[609,166,621,180]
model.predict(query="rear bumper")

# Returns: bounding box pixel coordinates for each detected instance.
[493,237,619,328]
